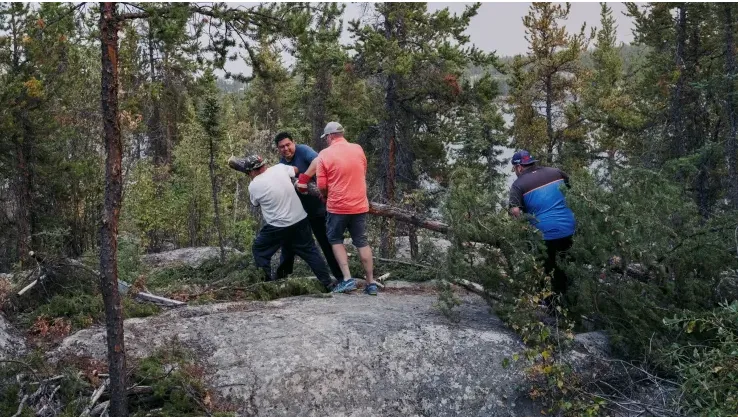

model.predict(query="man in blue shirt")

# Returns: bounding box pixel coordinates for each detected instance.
[508,150,576,297]
[273,132,343,279]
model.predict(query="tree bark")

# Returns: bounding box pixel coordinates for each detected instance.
[311,66,331,152]
[668,5,687,160]
[378,8,401,259]
[13,134,31,267]
[208,135,226,263]
[545,73,554,161]
[147,23,166,166]
[380,134,397,257]
[99,3,128,417]
[724,4,738,209]
[9,7,31,267]
[408,225,419,260]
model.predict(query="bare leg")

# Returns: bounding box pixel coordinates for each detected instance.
[358,246,374,283]
[331,244,352,280]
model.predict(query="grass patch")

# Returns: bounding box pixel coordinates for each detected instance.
[146,254,261,293]
[16,292,160,337]
[128,342,235,417]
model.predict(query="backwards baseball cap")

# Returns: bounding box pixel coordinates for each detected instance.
[511,150,537,166]
[320,121,344,139]
[242,154,266,171]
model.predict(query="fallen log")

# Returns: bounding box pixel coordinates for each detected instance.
[368,202,449,234]
[16,254,186,308]
[80,378,108,417]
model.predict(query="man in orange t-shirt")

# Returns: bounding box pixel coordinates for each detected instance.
[309,121,377,295]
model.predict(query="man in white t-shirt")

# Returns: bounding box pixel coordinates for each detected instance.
[242,154,334,290]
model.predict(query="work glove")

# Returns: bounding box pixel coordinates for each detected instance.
[296,174,311,194]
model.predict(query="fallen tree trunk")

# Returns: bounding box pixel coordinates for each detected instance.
[368,202,449,234]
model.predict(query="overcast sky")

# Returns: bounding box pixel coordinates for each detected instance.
[343,2,636,56]
[224,2,636,76]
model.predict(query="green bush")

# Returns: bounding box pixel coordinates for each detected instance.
[18,292,160,331]
[443,165,738,416]
[661,302,738,416]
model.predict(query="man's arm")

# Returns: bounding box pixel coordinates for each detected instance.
[508,184,524,218]
[304,157,320,178]
[558,169,571,188]
[248,185,260,208]
[316,158,328,199]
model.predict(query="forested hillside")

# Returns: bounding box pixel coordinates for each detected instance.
[1,2,737,417]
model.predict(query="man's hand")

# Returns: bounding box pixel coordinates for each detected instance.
[296,173,311,194]
[509,207,522,219]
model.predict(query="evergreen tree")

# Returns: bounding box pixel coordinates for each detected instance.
[626,3,724,216]
[349,2,493,256]
[581,2,642,182]
[197,70,226,262]
[507,2,591,166]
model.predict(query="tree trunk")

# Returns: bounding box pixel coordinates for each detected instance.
[545,74,554,161]
[408,225,419,260]
[14,135,31,266]
[380,133,397,257]
[311,66,331,152]
[368,202,449,234]
[147,23,166,166]
[668,5,687,160]
[9,8,31,267]
[99,3,128,417]
[724,4,738,209]
[208,135,226,263]
[379,10,400,258]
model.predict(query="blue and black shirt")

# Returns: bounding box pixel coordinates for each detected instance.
[508,166,576,240]
[280,144,326,217]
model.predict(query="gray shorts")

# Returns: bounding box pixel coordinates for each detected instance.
[325,213,368,248]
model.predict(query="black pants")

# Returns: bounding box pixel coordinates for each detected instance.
[544,235,573,296]
[276,215,343,279]
[252,218,332,289]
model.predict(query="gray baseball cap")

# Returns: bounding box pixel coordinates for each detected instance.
[320,121,344,139]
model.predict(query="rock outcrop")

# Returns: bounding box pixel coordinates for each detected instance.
[54,288,538,416]
[0,313,26,359]
[141,246,243,269]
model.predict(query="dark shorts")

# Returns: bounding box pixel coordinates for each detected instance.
[325,212,368,248]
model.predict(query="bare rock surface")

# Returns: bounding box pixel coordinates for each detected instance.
[141,246,242,269]
[53,289,538,417]
[0,313,26,359]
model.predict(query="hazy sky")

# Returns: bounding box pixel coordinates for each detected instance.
[224,2,636,76]
[342,2,636,56]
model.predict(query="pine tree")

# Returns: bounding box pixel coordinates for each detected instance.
[507,2,591,165]
[626,3,723,216]
[290,3,346,151]
[721,3,738,208]
[197,70,226,262]
[582,3,642,181]
[349,2,493,256]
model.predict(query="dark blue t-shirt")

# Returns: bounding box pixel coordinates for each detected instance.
[508,166,576,240]
[280,144,326,217]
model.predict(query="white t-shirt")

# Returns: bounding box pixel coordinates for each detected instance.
[248,164,307,227]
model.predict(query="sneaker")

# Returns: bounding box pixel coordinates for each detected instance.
[364,283,378,296]
[331,278,357,293]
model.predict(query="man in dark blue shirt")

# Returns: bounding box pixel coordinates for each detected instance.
[508,150,576,297]
[274,132,342,279]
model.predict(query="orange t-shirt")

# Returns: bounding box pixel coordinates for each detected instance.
[316,138,369,214]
